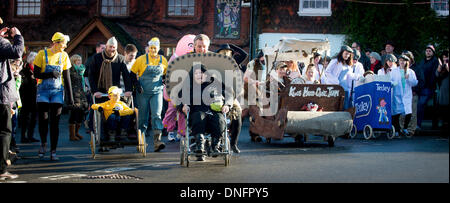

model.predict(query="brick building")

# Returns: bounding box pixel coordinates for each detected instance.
[1,0,251,61]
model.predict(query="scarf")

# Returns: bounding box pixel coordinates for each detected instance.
[98,51,117,92]
[74,64,86,91]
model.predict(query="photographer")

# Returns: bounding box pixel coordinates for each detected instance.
[1,20,24,180]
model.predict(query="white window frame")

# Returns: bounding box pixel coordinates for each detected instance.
[16,0,41,16]
[100,0,129,17]
[431,0,449,16]
[297,0,331,17]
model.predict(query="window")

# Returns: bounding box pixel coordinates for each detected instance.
[168,0,195,17]
[16,0,41,16]
[298,0,331,16]
[431,0,449,16]
[101,0,128,17]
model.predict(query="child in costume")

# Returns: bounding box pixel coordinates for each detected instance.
[91,86,134,142]
[163,35,194,141]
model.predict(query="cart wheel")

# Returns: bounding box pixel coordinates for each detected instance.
[363,125,373,140]
[327,136,335,147]
[142,131,147,157]
[180,139,186,166]
[266,138,271,144]
[186,155,190,168]
[387,125,396,140]
[224,154,231,166]
[90,131,96,159]
[349,124,357,139]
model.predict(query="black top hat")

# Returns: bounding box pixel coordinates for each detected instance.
[216,43,233,53]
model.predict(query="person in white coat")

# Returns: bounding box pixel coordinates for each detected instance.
[321,45,353,109]
[346,49,365,107]
[391,54,418,137]
[377,54,397,76]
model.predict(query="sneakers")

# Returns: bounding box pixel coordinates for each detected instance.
[38,143,46,159]
[167,132,176,142]
[50,151,59,161]
[0,172,19,180]
[231,145,240,154]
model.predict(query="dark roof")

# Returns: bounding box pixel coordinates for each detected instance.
[101,18,145,55]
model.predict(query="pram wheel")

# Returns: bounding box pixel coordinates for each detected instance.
[363,125,373,140]
[327,136,335,147]
[349,124,357,139]
[387,125,396,140]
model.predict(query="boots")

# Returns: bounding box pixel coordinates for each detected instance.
[153,130,165,152]
[75,123,83,140]
[211,136,221,157]
[69,124,80,141]
[195,134,206,161]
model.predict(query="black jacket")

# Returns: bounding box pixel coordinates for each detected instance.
[87,51,132,94]
[0,35,24,104]
[417,56,440,91]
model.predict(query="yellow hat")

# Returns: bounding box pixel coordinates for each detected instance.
[51,32,70,42]
[148,37,160,49]
[108,86,123,95]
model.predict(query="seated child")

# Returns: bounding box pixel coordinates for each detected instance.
[91,86,135,142]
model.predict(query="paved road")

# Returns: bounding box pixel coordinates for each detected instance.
[2,114,448,183]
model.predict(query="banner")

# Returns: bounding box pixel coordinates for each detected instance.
[214,0,241,39]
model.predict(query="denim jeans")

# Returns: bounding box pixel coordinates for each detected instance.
[417,88,433,128]
[137,91,163,135]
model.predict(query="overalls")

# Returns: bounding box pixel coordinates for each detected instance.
[137,54,164,135]
[36,49,64,104]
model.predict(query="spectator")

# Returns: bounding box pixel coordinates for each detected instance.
[33,32,74,161]
[68,54,88,141]
[352,42,371,71]
[377,54,397,76]
[19,51,39,143]
[401,50,422,135]
[1,25,24,180]
[9,58,23,153]
[436,50,449,131]
[369,52,382,73]
[391,55,418,137]
[381,40,399,65]
[416,45,440,130]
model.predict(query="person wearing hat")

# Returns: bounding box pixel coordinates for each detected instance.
[130,37,167,152]
[378,54,397,76]
[1,24,23,179]
[91,86,135,142]
[416,44,440,130]
[381,40,399,66]
[369,51,382,73]
[215,43,248,153]
[243,50,266,142]
[180,64,231,161]
[321,45,353,109]
[390,54,418,137]
[33,32,74,161]
[400,50,421,136]
[346,49,365,107]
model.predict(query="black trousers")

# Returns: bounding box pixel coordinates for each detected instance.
[37,102,63,151]
[392,113,412,132]
[189,111,226,139]
[229,112,242,147]
[0,104,12,173]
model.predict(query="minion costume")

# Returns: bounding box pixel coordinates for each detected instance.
[91,86,134,142]
[33,32,74,160]
[130,37,167,152]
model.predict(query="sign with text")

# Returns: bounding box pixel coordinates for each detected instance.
[281,84,345,112]
[354,81,392,131]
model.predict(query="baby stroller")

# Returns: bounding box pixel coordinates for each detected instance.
[89,94,146,159]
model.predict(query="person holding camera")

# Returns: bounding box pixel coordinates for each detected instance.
[33,32,74,161]
[1,23,24,180]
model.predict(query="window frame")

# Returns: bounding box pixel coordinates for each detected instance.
[431,0,449,16]
[297,0,332,17]
[15,0,42,17]
[167,0,196,18]
[100,0,130,17]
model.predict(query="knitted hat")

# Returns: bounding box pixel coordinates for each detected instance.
[107,37,118,47]
[370,52,381,61]
[426,44,436,54]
